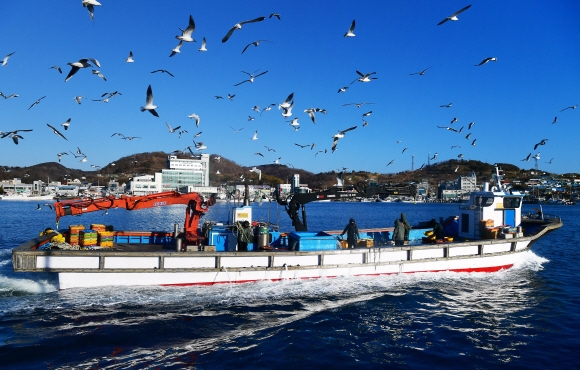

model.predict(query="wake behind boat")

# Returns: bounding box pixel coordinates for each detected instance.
[12,166,562,290]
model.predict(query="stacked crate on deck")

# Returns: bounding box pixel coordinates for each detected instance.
[67,225,84,245]
[79,230,98,247]
[98,231,114,247]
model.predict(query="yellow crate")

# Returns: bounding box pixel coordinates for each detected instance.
[99,241,114,248]
[358,239,374,248]
[91,224,107,231]
[339,240,349,249]
[204,245,216,252]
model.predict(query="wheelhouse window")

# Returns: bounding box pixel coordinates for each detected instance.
[474,196,494,207]
[503,197,521,209]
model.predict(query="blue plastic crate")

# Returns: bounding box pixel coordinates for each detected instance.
[289,231,338,251]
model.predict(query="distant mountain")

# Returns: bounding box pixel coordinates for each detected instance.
[0,152,551,189]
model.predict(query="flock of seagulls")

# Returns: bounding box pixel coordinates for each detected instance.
[0,3,575,180]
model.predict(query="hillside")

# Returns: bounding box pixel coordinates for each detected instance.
[0,152,573,190]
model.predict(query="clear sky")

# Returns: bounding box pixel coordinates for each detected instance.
[1,1,579,176]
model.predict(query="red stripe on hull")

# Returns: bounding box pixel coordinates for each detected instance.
[159,264,514,287]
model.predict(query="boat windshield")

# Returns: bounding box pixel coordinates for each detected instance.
[474,196,494,207]
[503,197,521,209]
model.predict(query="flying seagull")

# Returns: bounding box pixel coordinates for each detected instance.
[228,94,235,101]
[176,15,196,42]
[278,92,294,109]
[265,146,275,152]
[61,118,71,130]
[521,153,531,161]
[169,41,183,57]
[65,58,100,82]
[151,69,174,77]
[351,70,377,84]
[1,52,15,66]
[28,96,46,110]
[92,70,106,81]
[269,13,281,20]
[0,92,18,99]
[251,131,258,140]
[332,126,357,139]
[241,39,273,54]
[552,116,558,124]
[386,159,394,167]
[188,113,200,127]
[234,70,268,86]
[125,51,134,62]
[437,126,458,132]
[344,20,356,37]
[82,0,101,21]
[178,129,188,138]
[222,16,266,43]
[337,86,349,93]
[198,37,207,51]
[410,67,431,76]
[437,4,472,26]
[49,65,62,73]
[231,127,244,133]
[440,102,453,108]
[140,85,159,117]
[475,57,497,66]
[47,123,68,141]
[468,121,475,129]
[534,138,548,150]
[560,104,579,112]
[166,122,181,133]
[343,102,374,108]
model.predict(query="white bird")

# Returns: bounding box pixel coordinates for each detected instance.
[177,129,188,138]
[214,156,221,163]
[47,124,68,141]
[261,104,275,114]
[273,157,281,164]
[228,94,235,100]
[278,92,294,109]
[362,111,372,118]
[0,92,18,99]
[560,104,579,112]
[222,17,266,43]
[241,39,273,54]
[252,105,260,112]
[344,20,356,37]
[338,86,349,93]
[65,58,100,82]
[533,152,540,160]
[248,116,255,121]
[437,4,472,26]
[166,122,181,133]
[475,57,497,66]
[265,146,275,152]
[57,152,68,162]
[468,122,475,129]
[255,152,264,157]
[351,70,377,84]
[450,117,458,124]
[125,51,134,63]
[546,158,554,164]
[140,85,159,117]
[437,126,458,132]
[188,113,200,127]
[82,0,101,21]
[251,131,258,140]
[193,140,207,150]
[552,116,558,124]
[151,69,174,77]
[230,127,244,133]
[281,100,294,118]
[176,15,196,42]
[169,41,183,57]
[304,108,318,123]
[28,96,46,110]
[440,102,453,108]
[534,139,548,150]
[234,70,268,86]
[386,159,394,167]
[471,139,477,146]
[92,70,106,81]
[454,166,460,172]
[49,65,62,73]
[1,52,15,66]
[332,126,357,139]
[458,154,464,159]
[343,102,374,108]
[430,153,438,161]
[521,153,531,161]
[198,37,207,51]
[61,118,71,131]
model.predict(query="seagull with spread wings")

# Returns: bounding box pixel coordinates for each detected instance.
[410,67,431,76]
[28,96,46,110]
[65,58,100,82]
[241,39,273,54]
[234,70,268,86]
[151,69,174,77]
[437,4,472,26]
[140,85,159,117]
[176,15,196,42]
[222,16,266,43]
[47,123,68,141]
[344,20,356,37]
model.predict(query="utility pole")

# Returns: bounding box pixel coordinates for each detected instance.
[412,155,414,171]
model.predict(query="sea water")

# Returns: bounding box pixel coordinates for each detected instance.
[0,200,578,369]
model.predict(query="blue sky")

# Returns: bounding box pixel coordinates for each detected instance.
[1,1,579,176]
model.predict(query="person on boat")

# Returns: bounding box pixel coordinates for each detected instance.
[340,218,360,249]
[393,218,406,246]
[430,219,445,240]
[534,208,543,219]
[237,220,253,251]
[400,213,412,244]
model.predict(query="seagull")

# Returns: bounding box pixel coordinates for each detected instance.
[362,111,372,118]
[214,156,221,163]
[176,15,196,42]
[260,104,275,115]
[92,97,110,103]
[61,118,71,130]
[386,159,394,167]
[1,52,15,66]
[344,20,356,37]
[560,104,579,112]
[332,126,357,139]
[281,100,294,118]
[454,166,460,172]
[216,170,221,174]
[222,17,266,43]
[343,102,374,108]
[73,96,85,104]
[457,154,464,159]
[351,70,377,84]
[278,92,294,109]
[437,4,472,26]
[521,153,531,161]
[546,158,554,164]
[178,129,188,138]
[534,139,548,150]
[409,67,431,76]
[451,145,461,149]
[65,58,100,82]
[28,96,46,110]
[362,120,368,127]
[471,139,477,146]
[7,134,24,145]
[437,126,458,132]
[140,85,159,117]
[304,108,319,123]
[269,13,281,20]
[0,92,18,99]
[166,122,181,133]
[188,113,200,127]
[123,136,140,141]
[331,137,339,152]
[125,51,134,62]
[254,152,264,157]
[251,131,258,140]
[402,148,408,153]
[82,0,101,21]
[151,69,174,77]
[468,122,475,129]
[273,157,281,164]
[193,140,207,150]
[47,124,68,141]
[234,70,268,86]
[231,127,244,133]
[552,117,558,124]
[265,146,275,152]
[241,39,273,54]
[214,95,224,99]
[430,153,438,161]
[198,37,207,51]
[465,133,472,140]
[1,129,32,140]
[315,149,327,157]
[533,152,540,160]
[49,65,62,73]
[295,143,309,148]
[228,94,235,100]
[440,102,453,108]
[475,57,497,66]
[57,152,68,162]
[458,126,464,133]
[337,86,349,93]
[252,105,260,113]
[169,40,184,57]
[92,70,106,81]
[248,116,255,121]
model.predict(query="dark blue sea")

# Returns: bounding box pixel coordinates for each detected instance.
[0,200,578,369]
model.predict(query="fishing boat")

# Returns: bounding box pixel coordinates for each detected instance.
[1,192,56,201]
[12,166,562,290]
